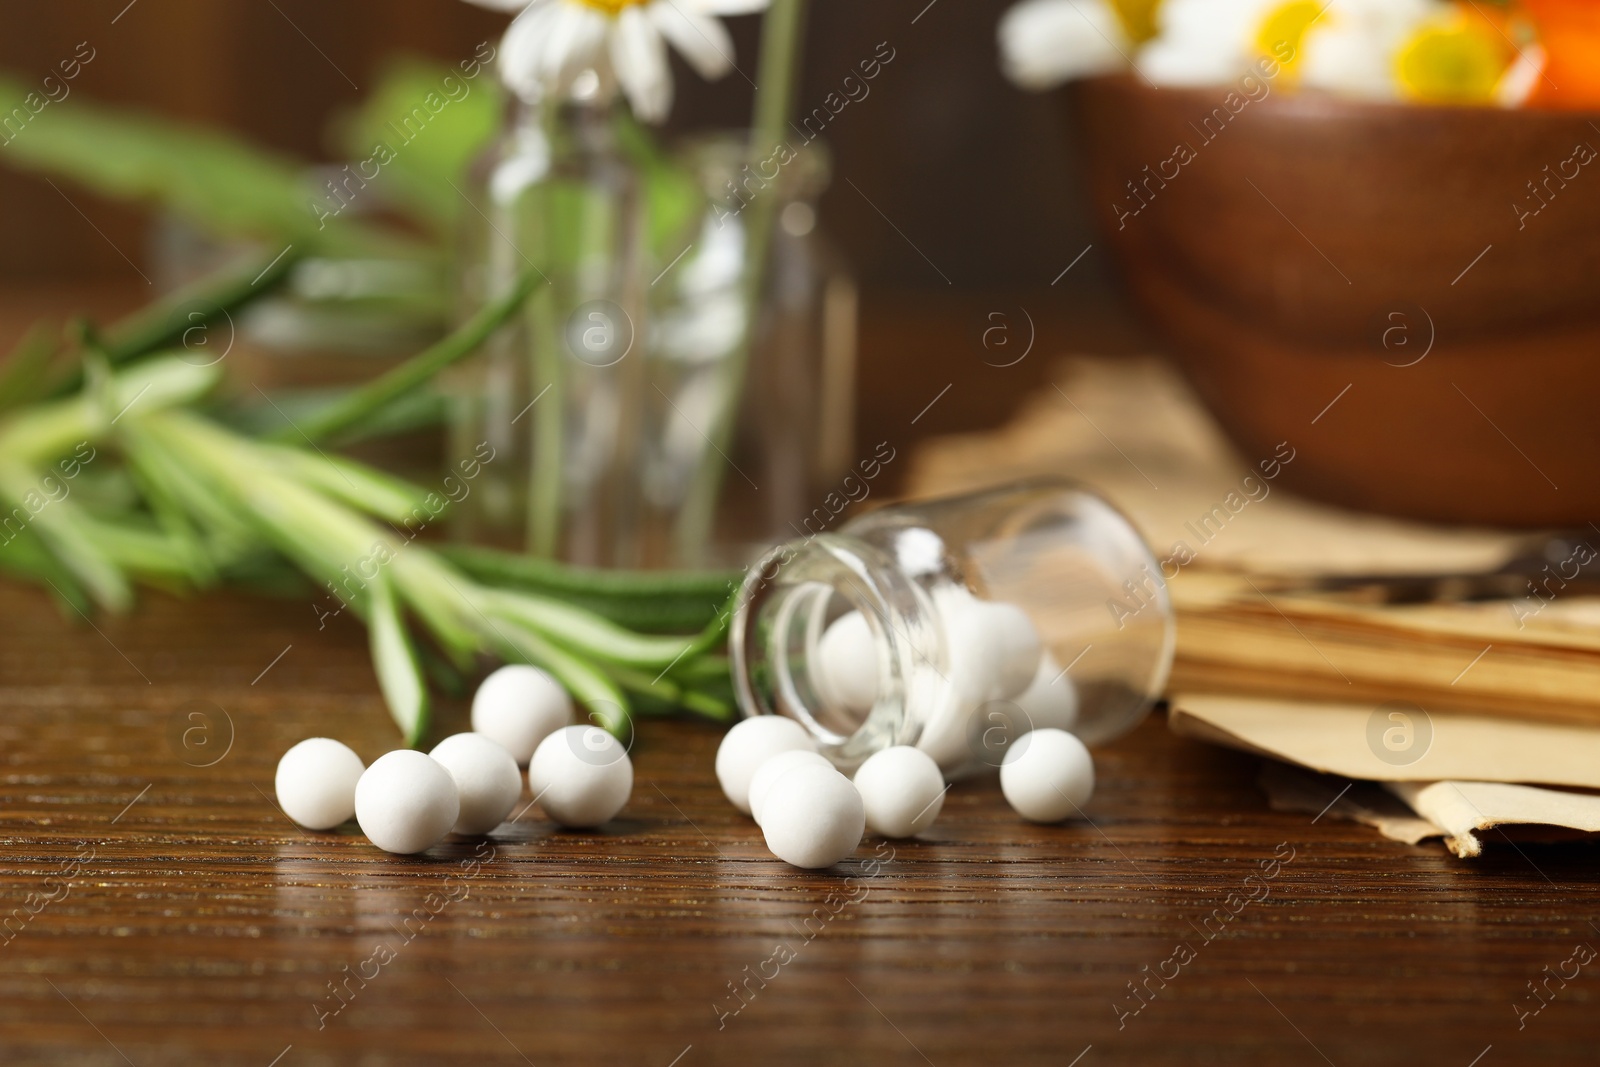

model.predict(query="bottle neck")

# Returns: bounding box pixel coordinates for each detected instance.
[731,533,947,768]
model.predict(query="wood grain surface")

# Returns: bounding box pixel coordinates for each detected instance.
[0,582,1596,1066]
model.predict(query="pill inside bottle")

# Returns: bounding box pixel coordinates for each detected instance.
[730,479,1175,776]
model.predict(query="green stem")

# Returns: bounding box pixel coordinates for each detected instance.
[673,0,809,560]
[527,283,564,556]
[275,265,542,446]
[100,246,303,367]
[436,542,737,601]
[481,587,702,670]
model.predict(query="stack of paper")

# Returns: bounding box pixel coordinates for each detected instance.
[907,356,1600,853]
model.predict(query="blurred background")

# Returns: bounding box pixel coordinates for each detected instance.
[2,0,1095,286]
[0,0,1150,496]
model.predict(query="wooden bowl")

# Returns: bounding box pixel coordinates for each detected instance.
[1071,74,1600,527]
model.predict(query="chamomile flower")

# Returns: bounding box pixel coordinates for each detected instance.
[998,0,1134,90]
[1298,0,1445,100]
[1136,0,1284,86]
[465,0,768,123]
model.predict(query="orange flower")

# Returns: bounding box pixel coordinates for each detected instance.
[1522,0,1600,109]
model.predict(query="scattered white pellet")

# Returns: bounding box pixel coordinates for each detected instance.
[275,738,365,831]
[429,733,522,836]
[527,725,633,828]
[852,745,946,838]
[354,750,461,854]
[1013,653,1079,733]
[815,610,879,713]
[1000,728,1094,823]
[714,716,817,815]
[760,764,866,869]
[748,749,832,825]
[471,664,573,764]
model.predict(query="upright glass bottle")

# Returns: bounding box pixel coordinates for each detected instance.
[730,480,1175,774]
[645,135,857,568]
[451,72,649,567]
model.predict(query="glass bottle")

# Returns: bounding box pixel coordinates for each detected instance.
[729,479,1175,774]
[643,135,857,569]
[449,72,649,566]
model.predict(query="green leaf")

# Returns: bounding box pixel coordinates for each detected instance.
[0,461,131,612]
[258,445,435,526]
[327,56,504,236]
[0,73,403,256]
[368,572,430,746]
[99,246,304,366]
[0,321,63,413]
[484,617,632,738]
[483,588,701,671]
[0,518,91,617]
[272,265,541,446]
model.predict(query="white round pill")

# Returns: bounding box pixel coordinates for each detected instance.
[934,586,1006,704]
[275,738,365,831]
[936,586,1042,703]
[760,765,866,869]
[429,733,522,836]
[354,750,461,854]
[853,746,946,838]
[528,725,633,828]
[1014,653,1079,733]
[471,664,573,764]
[981,601,1043,700]
[715,716,817,815]
[748,749,832,825]
[815,610,879,713]
[1000,728,1094,823]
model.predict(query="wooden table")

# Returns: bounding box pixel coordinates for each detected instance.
[0,283,1594,1063]
[1,580,1595,1066]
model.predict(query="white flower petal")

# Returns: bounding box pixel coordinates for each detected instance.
[1496,43,1544,108]
[550,5,611,85]
[1299,23,1401,99]
[1298,0,1442,100]
[611,6,673,122]
[648,1,735,81]
[499,3,562,100]
[999,0,1129,90]
[1137,38,1246,86]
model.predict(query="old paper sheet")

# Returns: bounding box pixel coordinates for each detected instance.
[1256,762,1600,857]
[1386,780,1600,858]
[1169,694,1600,789]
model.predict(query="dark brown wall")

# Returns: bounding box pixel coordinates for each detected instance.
[0,0,1104,293]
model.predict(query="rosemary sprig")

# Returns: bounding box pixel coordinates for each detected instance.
[275,265,543,446]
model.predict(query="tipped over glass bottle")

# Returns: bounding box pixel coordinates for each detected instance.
[729,479,1175,775]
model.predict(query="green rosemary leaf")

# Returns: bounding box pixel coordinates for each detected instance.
[258,445,435,526]
[0,462,131,612]
[368,572,430,747]
[0,519,91,617]
[0,75,399,255]
[0,321,63,413]
[484,619,632,738]
[482,588,702,671]
[96,247,303,368]
[275,265,542,446]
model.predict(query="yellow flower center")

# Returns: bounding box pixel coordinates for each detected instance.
[1396,20,1509,104]
[574,0,650,14]
[1107,0,1162,44]
[1256,0,1324,73]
